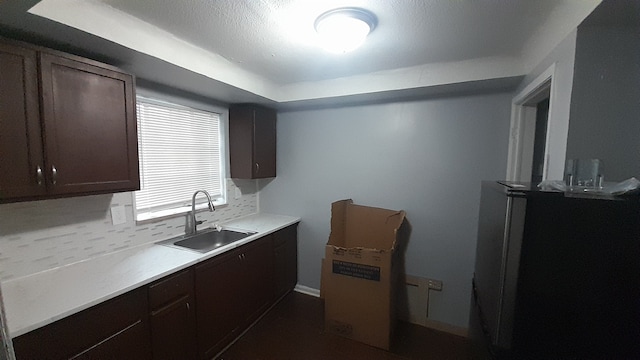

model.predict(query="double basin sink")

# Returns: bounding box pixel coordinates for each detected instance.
[158,227,257,253]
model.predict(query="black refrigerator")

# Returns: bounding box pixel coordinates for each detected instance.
[470,181,640,359]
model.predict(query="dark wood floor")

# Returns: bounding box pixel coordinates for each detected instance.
[218,291,472,359]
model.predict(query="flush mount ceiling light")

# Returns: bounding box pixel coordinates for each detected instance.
[314,7,377,54]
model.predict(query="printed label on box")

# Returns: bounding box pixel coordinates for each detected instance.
[328,319,353,336]
[332,260,381,281]
[347,248,363,259]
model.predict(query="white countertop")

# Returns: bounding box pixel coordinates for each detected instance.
[1,213,300,338]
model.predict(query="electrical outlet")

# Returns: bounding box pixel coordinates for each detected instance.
[427,278,443,291]
[110,205,126,225]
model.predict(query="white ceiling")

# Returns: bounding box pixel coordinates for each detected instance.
[97,0,557,83]
[27,0,600,103]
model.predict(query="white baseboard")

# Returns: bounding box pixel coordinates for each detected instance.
[292,283,467,337]
[294,284,320,297]
[423,318,468,338]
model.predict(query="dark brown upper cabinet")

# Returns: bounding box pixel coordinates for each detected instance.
[0,39,139,203]
[0,42,45,200]
[229,104,276,179]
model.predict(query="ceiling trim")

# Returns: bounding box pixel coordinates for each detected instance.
[275,55,524,102]
[29,0,278,98]
[28,0,601,104]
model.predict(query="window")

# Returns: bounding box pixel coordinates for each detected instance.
[134,97,225,221]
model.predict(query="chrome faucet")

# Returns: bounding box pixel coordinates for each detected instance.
[185,190,216,235]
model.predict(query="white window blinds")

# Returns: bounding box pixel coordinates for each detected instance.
[135,97,224,221]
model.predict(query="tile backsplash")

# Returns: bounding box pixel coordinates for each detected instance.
[0,179,258,281]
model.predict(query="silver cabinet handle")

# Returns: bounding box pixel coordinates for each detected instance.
[51,165,57,185]
[255,162,260,174]
[36,166,44,186]
[186,302,190,311]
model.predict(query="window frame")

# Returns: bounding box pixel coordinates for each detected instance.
[133,93,229,223]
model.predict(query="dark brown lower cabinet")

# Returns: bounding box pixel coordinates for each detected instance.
[195,235,275,359]
[273,224,298,299]
[241,236,275,324]
[69,320,150,360]
[195,247,245,359]
[12,224,298,360]
[12,287,151,360]
[149,269,197,360]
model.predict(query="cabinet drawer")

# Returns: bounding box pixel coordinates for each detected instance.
[149,269,194,310]
[13,287,149,360]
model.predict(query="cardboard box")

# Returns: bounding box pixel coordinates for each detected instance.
[321,199,407,350]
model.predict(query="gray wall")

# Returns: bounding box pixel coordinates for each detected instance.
[259,93,512,328]
[566,25,640,181]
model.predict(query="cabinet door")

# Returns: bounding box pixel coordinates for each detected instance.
[252,107,276,178]
[229,105,276,179]
[39,52,139,195]
[150,296,196,360]
[274,225,298,299]
[229,106,254,179]
[0,42,46,200]
[241,236,275,324]
[195,249,244,359]
[149,269,197,360]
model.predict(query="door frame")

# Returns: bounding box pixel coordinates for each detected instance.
[506,64,557,182]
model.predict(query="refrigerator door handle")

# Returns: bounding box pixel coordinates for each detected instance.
[495,196,513,345]
[495,195,527,350]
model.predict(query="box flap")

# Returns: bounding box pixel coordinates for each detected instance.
[346,204,405,250]
[320,257,327,299]
[328,199,352,248]
[328,199,406,251]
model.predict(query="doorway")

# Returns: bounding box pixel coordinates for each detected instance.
[528,95,550,184]
[506,64,555,183]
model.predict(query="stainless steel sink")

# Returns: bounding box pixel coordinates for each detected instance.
[158,228,257,253]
